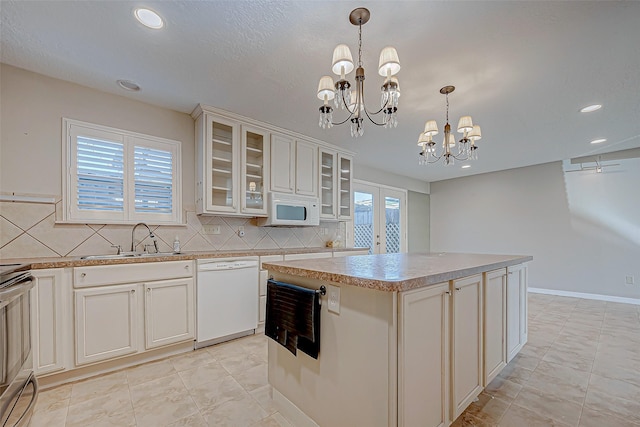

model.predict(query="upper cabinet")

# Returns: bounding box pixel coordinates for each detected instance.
[195,111,269,216]
[241,126,269,215]
[319,149,353,220]
[193,105,352,217]
[270,135,318,197]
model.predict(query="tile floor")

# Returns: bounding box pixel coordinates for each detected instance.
[31,293,640,427]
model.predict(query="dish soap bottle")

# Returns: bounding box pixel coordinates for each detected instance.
[173,236,181,253]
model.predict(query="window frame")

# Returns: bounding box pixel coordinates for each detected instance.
[62,118,182,225]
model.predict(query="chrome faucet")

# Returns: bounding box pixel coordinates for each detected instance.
[130,223,159,253]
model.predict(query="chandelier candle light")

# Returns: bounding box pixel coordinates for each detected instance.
[418,86,482,166]
[317,7,401,137]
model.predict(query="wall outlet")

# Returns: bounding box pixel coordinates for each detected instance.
[626,275,635,286]
[202,224,221,235]
[238,226,245,237]
[327,284,340,314]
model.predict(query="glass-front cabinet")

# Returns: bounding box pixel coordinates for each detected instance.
[318,149,352,220]
[206,116,238,213]
[338,154,352,220]
[195,110,270,216]
[320,150,337,219]
[241,126,269,215]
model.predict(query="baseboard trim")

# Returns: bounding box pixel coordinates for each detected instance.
[272,388,319,427]
[529,287,640,306]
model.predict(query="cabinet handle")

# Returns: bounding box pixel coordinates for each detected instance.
[147,288,151,292]
[185,265,190,269]
[81,273,86,278]
[445,291,452,296]
[131,289,136,294]
[455,287,462,291]
[508,272,513,275]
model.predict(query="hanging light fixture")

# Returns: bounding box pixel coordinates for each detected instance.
[317,8,401,137]
[418,86,482,166]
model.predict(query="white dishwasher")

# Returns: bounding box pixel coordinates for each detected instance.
[196,258,259,348]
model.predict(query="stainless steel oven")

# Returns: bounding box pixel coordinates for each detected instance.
[0,264,37,427]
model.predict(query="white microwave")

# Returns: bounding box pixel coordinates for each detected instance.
[257,192,320,226]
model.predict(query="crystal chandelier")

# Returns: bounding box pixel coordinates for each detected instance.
[418,86,482,166]
[317,8,401,138]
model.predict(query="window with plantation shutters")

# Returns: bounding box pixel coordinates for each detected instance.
[63,119,182,224]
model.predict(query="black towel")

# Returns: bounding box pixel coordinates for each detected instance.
[265,279,321,359]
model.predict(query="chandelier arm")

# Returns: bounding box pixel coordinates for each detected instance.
[332,112,356,126]
[359,85,388,126]
[363,107,387,127]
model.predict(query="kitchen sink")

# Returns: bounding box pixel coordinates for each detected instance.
[80,252,180,260]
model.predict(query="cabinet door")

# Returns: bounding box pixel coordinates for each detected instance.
[145,278,194,349]
[206,114,239,213]
[75,284,139,365]
[451,274,483,420]
[31,268,67,375]
[270,134,294,193]
[319,149,337,219]
[338,154,353,219]
[399,282,450,427]
[484,269,507,386]
[241,125,269,215]
[507,263,528,362]
[295,140,317,196]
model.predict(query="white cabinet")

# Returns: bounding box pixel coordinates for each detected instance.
[295,140,317,196]
[337,154,353,219]
[73,261,195,366]
[31,268,69,375]
[194,108,270,216]
[145,278,195,349]
[241,125,269,215]
[507,263,528,362]
[399,282,450,427]
[258,255,284,332]
[451,274,483,420]
[270,135,317,197]
[484,269,507,386]
[270,134,295,193]
[283,252,332,261]
[75,283,139,365]
[319,150,353,220]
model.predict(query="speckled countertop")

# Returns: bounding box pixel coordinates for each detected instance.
[263,252,533,292]
[3,247,367,269]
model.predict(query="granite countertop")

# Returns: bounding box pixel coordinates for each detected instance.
[4,247,368,270]
[263,252,533,292]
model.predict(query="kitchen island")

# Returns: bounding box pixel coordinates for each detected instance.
[263,252,532,427]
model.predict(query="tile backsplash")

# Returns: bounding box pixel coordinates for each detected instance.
[0,201,344,259]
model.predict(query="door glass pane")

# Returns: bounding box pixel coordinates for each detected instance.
[354,191,374,254]
[385,196,401,253]
[211,121,234,207]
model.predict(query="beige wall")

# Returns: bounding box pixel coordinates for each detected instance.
[0,64,342,259]
[408,190,430,253]
[430,161,640,299]
[0,63,195,207]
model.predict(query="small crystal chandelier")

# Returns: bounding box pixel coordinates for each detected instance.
[418,86,482,166]
[317,7,401,138]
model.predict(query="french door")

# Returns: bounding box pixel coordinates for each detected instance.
[353,181,407,254]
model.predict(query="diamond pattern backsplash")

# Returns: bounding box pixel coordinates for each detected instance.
[0,201,344,259]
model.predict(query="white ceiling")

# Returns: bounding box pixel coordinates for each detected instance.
[2,1,639,183]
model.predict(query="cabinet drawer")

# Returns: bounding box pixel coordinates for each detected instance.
[283,252,332,261]
[74,261,193,288]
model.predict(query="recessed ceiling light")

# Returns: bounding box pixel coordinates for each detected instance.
[580,104,602,113]
[461,165,471,169]
[117,80,141,92]
[134,8,164,29]
[590,138,607,144]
